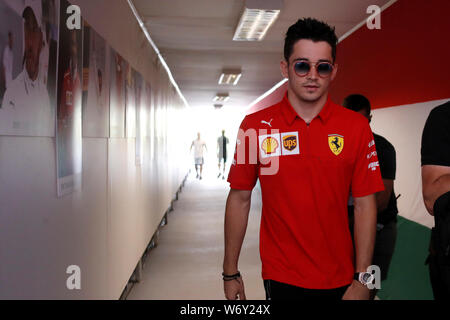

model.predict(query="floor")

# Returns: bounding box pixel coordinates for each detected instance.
[127,171,265,300]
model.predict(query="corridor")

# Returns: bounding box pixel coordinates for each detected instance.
[0,0,447,302]
[127,173,265,300]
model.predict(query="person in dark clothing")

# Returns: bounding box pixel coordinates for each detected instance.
[343,94,398,300]
[217,130,229,179]
[421,101,450,300]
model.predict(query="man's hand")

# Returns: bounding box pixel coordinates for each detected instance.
[224,277,246,300]
[223,189,251,300]
[342,280,370,300]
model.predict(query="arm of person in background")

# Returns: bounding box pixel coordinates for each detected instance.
[376,179,393,213]
[223,188,252,300]
[375,138,396,213]
[421,104,450,215]
[342,194,377,300]
[422,165,450,215]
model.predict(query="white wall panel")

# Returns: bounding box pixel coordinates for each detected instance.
[0,0,190,299]
[0,137,108,299]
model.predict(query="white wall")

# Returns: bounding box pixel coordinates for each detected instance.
[0,0,191,299]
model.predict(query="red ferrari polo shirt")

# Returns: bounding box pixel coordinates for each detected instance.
[228,93,384,289]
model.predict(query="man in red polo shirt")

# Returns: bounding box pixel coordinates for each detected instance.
[223,18,384,300]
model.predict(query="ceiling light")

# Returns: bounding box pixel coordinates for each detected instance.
[213,94,230,103]
[233,0,282,41]
[214,104,224,109]
[219,69,242,86]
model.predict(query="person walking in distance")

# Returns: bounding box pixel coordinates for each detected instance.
[217,130,229,180]
[190,132,207,180]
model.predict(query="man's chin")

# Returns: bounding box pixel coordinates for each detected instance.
[300,93,323,103]
[26,65,39,81]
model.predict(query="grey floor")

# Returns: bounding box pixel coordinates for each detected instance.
[127,171,265,300]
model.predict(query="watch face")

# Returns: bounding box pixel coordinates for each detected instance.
[361,272,374,284]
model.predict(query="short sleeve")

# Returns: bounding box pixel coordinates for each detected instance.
[227,117,259,190]
[351,123,385,198]
[421,104,450,167]
[376,137,396,180]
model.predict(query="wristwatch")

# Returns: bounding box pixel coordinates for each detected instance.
[354,272,374,286]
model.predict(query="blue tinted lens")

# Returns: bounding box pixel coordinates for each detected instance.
[317,63,333,76]
[294,61,310,75]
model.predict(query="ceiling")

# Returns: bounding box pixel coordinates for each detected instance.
[132,0,392,110]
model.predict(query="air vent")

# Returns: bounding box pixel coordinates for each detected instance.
[233,0,283,41]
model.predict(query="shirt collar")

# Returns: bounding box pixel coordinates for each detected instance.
[22,69,37,95]
[281,92,335,125]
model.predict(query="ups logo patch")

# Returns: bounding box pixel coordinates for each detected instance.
[283,135,297,151]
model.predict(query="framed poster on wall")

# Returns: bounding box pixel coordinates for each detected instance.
[125,65,136,138]
[109,48,126,138]
[56,0,83,197]
[82,23,110,138]
[135,71,143,165]
[0,0,59,137]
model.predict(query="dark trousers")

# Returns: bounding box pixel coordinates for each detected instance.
[264,280,349,301]
[427,228,450,300]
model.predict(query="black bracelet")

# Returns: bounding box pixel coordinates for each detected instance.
[222,271,241,281]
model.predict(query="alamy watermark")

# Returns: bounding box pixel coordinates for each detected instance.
[366,265,381,290]
[66,5,81,30]
[367,5,381,30]
[66,265,81,290]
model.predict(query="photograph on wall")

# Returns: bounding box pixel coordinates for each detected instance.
[144,81,152,138]
[125,65,136,138]
[0,0,59,137]
[109,48,126,138]
[56,0,83,197]
[82,22,110,138]
[144,80,154,161]
[134,71,143,165]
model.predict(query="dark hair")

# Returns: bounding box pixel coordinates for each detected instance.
[284,18,338,62]
[22,7,38,26]
[342,94,371,115]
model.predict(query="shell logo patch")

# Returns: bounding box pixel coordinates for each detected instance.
[262,137,279,155]
[328,134,344,156]
[259,133,281,159]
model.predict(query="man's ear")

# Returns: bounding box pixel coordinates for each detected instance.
[331,63,338,81]
[280,60,289,79]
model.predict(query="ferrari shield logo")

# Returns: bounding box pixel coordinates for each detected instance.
[328,134,344,156]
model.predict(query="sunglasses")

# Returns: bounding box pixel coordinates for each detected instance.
[293,60,334,78]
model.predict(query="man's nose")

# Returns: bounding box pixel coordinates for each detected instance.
[306,66,319,80]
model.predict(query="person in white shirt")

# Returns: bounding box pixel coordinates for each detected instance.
[2,32,13,89]
[190,132,207,180]
[0,1,53,137]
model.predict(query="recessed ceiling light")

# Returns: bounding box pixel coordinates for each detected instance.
[213,94,230,102]
[219,69,242,86]
[233,0,282,41]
